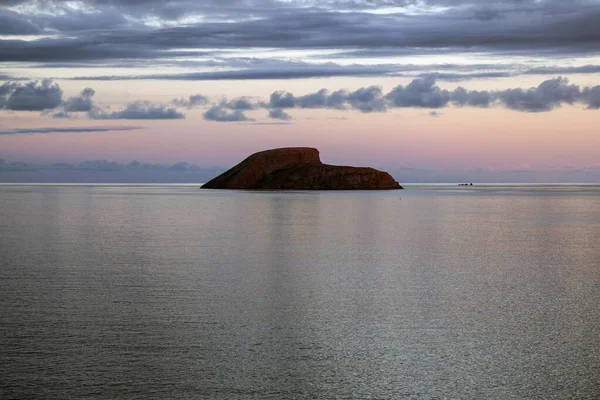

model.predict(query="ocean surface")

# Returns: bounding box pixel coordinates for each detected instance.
[1,184,599,399]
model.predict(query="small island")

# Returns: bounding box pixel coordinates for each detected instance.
[201,147,403,190]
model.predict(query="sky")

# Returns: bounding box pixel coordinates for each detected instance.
[1,0,600,182]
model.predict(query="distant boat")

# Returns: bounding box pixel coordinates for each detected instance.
[458,183,474,186]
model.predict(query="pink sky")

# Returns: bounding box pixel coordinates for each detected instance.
[1,95,599,174]
[1,1,600,181]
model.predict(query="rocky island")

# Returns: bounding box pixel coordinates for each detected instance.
[201,147,402,190]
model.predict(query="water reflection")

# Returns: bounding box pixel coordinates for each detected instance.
[0,185,598,398]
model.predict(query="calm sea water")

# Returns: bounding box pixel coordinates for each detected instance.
[1,184,599,399]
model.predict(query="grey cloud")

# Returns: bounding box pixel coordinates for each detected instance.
[38,9,143,32]
[4,1,595,21]
[299,88,351,110]
[224,97,259,110]
[451,87,492,107]
[63,87,96,112]
[296,89,330,109]
[0,81,18,108]
[0,37,214,63]
[203,105,253,122]
[524,65,600,75]
[7,158,202,172]
[322,48,468,59]
[0,155,225,183]
[77,160,126,171]
[346,86,387,112]
[90,101,185,119]
[64,62,600,82]
[419,72,513,81]
[169,162,200,171]
[496,77,580,112]
[581,86,600,109]
[259,76,600,114]
[3,2,600,67]
[0,9,41,35]
[1,79,63,111]
[172,94,209,108]
[387,76,450,108]
[268,89,325,109]
[269,91,296,109]
[0,81,18,95]
[268,109,292,120]
[52,111,71,118]
[70,65,402,81]
[267,87,383,112]
[71,159,203,171]
[248,122,292,125]
[325,90,348,110]
[0,126,142,135]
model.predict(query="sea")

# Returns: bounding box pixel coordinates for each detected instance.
[1,184,599,399]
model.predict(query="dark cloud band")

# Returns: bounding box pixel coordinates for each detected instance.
[1,2,600,65]
[0,126,141,135]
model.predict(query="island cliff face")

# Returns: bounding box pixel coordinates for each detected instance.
[201,147,403,190]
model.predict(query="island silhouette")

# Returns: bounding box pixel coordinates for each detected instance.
[201,147,402,190]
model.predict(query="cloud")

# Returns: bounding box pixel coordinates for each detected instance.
[224,97,259,110]
[0,74,28,81]
[268,109,292,120]
[89,101,185,119]
[269,89,346,110]
[203,105,253,122]
[0,8,41,35]
[0,157,209,173]
[387,76,451,108]
[2,0,592,17]
[418,72,513,81]
[52,111,72,118]
[0,80,98,114]
[0,154,227,183]
[346,86,387,112]
[524,65,600,75]
[178,76,600,119]
[63,62,600,83]
[451,87,493,107]
[269,91,297,109]
[4,75,600,123]
[0,81,18,108]
[1,79,63,111]
[581,86,600,109]
[247,122,292,125]
[267,87,384,112]
[172,94,209,108]
[296,89,332,109]
[2,1,600,68]
[63,87,96,112]
[77,160,126,171]
[495,77,581,112]
[0,126,142,135]
[69,64,405,81]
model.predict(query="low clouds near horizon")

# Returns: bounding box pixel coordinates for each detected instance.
[2,76,600,123]
[2,155,599,184]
